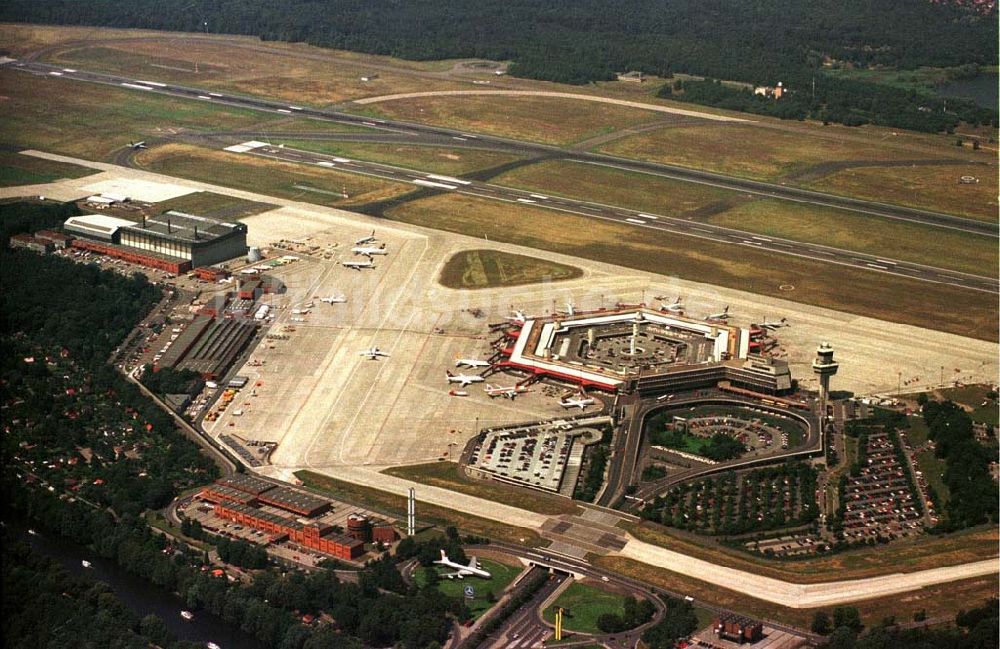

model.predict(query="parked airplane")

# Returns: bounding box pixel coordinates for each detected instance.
[505,310,528,325]
[352,245,388,258]
[760,317,789,330]
[320,295,347,304]
[342,259,375,270]
[290,308,310,315]
[484,384,531,399]
[563,301,576,316]
[435,550,491,579]
[448,390,469,397]
[446,371,484,387]
[560,393,596,410]
[355,230,377,245]
[455,357,491,368]
[659,297,684,314]
[129,140,147,149]
[705,306,730,321]
[359,347,390,360]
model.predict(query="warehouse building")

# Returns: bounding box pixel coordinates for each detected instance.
[212,502,364,560]
[155,314,257,379]
[63,210,248,272]
[9,233,54,254]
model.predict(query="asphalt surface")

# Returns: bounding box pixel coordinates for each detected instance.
[6,60,998,291]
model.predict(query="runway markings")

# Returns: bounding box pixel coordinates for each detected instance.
[626,218,646,225]
[637,213,659,220]
[427,174,471,185]
[413,179,458,190]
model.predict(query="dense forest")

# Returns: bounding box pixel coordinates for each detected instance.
[3,1,996,131]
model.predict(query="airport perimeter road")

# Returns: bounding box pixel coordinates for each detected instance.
[238,142,998,293]
[7,60,998,240]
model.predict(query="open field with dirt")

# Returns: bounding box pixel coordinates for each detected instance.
[0,71,267,161]
[808,163,998,221]
[383,461,580,516]
[438,249,583,289]
[623,522,998,583]
[273,140,524,176]
[134,143,415,207]
[600,121,994,180]
[357,94,667,145]
[387,193,998,340]
[705,199,998,276]
[596,555,999,629]
[296,470,545,546]
[493,160,738,217]
[0,151,97,187]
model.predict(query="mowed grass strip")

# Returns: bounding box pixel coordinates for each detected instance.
[383,461,580,516]
[599,121,974,182]
[0,151,97,187]
[0,71,266,161]
[541,581,627,634]
[295,470,545,546]
[623,521,997,583]
[808,163,998,222]
[48,41,469,105]
[493,160,737,217]
[386,193,997,340]
[413,558,523,619]
[274,140,524,176]
[705,199,997,277]
[134,143,414,208]
[595,556,999,630]
[360,95,666,146]
[154,191,275,220]
[439,249,583,289]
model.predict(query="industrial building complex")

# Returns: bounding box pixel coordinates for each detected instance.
[60,200,248,274]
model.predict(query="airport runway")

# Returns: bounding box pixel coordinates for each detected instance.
[7,59,997,241]
[237,142,997,293]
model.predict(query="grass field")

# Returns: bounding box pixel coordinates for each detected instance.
[46,41,469,105]
[623,521,996,583]
[706,199,997,277]
[413,557,523,619]
[295,470,545,546]
[0,71,267,161]
[915,449,951,510]
[0,151,97,187]
[493,160,738,217]
[438,249,583,289]
[383,462,580,516]
[134,143,414,208]
[360,95,666,145]
[273,140,524,176]
[807,163,998,222]
[595,555,998,630]
[542,582,627,634]
[599,121,990,183]
[387,193,997,340]
[153,191,275,220]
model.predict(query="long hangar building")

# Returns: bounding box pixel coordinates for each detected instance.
[64,210,248,273]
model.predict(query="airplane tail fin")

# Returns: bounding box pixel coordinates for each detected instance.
[440,549,447,560]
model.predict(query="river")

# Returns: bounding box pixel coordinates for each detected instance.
[937,74,998,111]
[12,522,266,649]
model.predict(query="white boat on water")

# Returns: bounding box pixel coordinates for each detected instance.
[180,610,195,621]
[81,560,92,568]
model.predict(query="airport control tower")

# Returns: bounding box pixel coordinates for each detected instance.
[812,342,839,418]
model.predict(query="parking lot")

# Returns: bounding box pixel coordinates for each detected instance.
[839,430,924,543]
[468,420,606,493]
